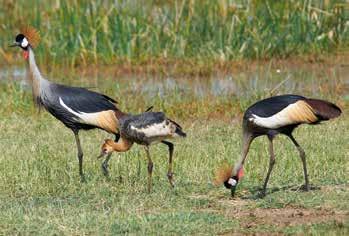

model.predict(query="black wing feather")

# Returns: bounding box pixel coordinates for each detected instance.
[53,83,117,113]
[122,112,166,130]
[245,94,305,118]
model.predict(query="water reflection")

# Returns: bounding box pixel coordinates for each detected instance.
[1,63,347,99]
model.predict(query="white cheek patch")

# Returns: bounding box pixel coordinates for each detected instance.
[21,38,29,47]
[228,178,237,186]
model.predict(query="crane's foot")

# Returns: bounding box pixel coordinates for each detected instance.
[257,189,267,198]
[300,184,321,192]
[300,184,311,192]
[167,172,175,188]
[80,174,86,183]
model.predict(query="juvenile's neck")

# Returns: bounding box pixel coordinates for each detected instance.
[111,137,134,152]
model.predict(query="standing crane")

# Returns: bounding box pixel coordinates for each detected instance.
[11,26,122,181]
[214,94,341,197]
[98,111,186,192]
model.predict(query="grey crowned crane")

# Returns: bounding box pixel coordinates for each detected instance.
[214,94,341,197]
[98,111,186,192]
[11,26,122,180]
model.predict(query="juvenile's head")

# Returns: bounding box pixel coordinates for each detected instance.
[98,139,115,158]
[101,139,115,154]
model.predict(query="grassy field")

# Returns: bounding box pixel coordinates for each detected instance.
[0,61,348,234]
[0,0,348,234]
[0,104,348,235]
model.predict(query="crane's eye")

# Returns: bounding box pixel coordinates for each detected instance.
[103,148,108,154]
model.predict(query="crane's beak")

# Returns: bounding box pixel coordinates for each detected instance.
[231,185,237,197]
[10,42,19,47]
[225,177,238,197]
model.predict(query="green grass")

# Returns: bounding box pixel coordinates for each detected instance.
[1,0,348,67]
[0,110,348,235]
[0,63,348,234]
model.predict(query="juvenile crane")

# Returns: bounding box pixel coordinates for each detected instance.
[98,111,186,192]
[214,94,341,197]
[11,27,121,180]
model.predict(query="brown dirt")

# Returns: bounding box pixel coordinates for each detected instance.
[236,206,346,228]
[219,198,348,234]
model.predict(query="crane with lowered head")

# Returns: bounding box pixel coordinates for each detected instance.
[214,94,341,197]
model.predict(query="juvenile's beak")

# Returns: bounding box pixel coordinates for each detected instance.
[10,42,19,47]
[97,151,106,159]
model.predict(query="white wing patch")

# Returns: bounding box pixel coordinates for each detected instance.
[131,120,175,138]
[59,97,98,123]
[249,100,317,129]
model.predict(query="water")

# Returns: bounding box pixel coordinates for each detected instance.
[1,62,348,100]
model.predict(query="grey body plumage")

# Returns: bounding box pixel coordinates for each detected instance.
[119,112,185,145]
[40,82,118,131]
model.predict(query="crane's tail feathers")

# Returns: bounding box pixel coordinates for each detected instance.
[175,127,186,138]
[305,99,342,121]
[213,162,233,186]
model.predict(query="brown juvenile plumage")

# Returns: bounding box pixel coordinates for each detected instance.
[20,26,41,48]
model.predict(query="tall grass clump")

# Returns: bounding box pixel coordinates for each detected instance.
[0,0,348,66]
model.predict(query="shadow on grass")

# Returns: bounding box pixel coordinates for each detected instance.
[241,184,321,200]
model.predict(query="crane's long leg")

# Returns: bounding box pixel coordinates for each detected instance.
[262,137,276,195]
[144,146,153,193]
[73,130,85,182]
[288,134,309,191]
[162,141,174,188]
[101,133,120,177]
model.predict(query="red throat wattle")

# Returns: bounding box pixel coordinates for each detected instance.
[23,51,29,60]
[237,167,244,179]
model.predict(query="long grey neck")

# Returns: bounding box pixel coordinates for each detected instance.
[28,47,48,104]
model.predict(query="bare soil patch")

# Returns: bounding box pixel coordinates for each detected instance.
[236,206,346,228]
[219,198,348,233]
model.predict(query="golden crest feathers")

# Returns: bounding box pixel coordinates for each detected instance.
[20,26,41,48]
[213,162,233,186]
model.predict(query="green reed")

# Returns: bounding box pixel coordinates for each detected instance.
[0,0,348,66]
